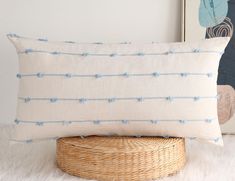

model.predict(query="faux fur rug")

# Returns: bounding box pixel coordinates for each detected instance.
[0,124,235,181]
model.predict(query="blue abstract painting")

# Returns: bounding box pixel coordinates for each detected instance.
[199,0,228,27]
[199,0,235,89]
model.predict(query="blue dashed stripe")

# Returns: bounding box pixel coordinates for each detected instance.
[37,38,48,42]
[10,136,222,144]
[7,33,132,45]
[18,95,219,103]
[14,118,215,126]
[10,137,59,143]
[18,49,223,56]
[7,34,225,56]
[16,72,215,79]
[7,33,20,38]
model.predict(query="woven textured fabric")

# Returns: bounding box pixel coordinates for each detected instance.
[8,34,229,145]
[56,136,186,181]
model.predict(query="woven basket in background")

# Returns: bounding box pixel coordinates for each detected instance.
[56,136,186,181]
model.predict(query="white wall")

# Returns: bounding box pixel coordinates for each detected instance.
[0,0,182,123]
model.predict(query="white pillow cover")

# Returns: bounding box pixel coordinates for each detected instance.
[8,34,229,145]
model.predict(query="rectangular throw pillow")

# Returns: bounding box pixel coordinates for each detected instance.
[8,34,229,145]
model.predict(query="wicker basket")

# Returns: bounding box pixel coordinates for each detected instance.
[56,136,186,181]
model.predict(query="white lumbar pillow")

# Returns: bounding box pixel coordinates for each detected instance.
[8,34,229,145]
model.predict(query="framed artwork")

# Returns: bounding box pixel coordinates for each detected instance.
[183,0,235,134]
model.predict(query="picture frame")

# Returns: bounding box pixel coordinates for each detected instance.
[182,0,235,134]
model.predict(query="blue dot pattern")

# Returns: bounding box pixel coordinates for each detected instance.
[8,34,226,145]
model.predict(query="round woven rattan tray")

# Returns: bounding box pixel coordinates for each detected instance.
[56,136,186,181]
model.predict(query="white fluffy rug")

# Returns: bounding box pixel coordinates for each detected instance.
[0,124,235,181]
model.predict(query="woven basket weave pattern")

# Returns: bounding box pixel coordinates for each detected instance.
[56,136,186,181]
